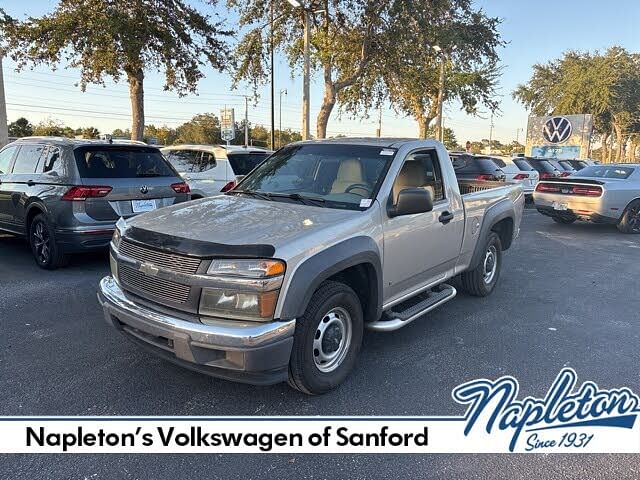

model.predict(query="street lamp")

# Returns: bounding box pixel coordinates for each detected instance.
[279,88,287,148]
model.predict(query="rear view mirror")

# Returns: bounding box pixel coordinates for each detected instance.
[388,188,434,217]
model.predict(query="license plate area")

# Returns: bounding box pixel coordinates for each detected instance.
[132,199,157,213]
[552,201,568,211]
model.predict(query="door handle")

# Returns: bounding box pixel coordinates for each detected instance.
[27,180,35,187]
[439,211,454,224]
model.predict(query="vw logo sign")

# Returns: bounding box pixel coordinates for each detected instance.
[140,185,149,194]
[543,116,572,144]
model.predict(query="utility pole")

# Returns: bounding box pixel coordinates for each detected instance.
[279,89,287,148]
[376,106,382,138]
[302,10,311,140]
[269,1,275,150]
[488,113,495,155]
[244,96,249,148]
[0,55,8,147]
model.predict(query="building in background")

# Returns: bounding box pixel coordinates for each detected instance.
[525,114,593,159]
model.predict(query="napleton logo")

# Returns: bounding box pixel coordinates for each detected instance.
[542,116,573,144]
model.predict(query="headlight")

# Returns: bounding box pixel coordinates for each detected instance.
[206,259,285,278]
[200,258,286,322]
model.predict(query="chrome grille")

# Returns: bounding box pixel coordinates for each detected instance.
[119,239,201,274]
[119,265,191,304]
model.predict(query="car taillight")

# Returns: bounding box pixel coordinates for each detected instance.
[513,173,529,180]
[171,182,191,194]
[540,173,555,179]
[560,172,572,177]
[62,186,112,201]
[535,183,561,193]
[572,186,602,197]
[475,174,494,181]
[221,181,236,192]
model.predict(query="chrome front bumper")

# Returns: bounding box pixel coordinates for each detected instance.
[97,276,295,384]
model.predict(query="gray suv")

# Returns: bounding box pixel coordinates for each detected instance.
[0,137,190,269]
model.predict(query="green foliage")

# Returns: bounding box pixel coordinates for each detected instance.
[8,117,33,137]
[426,126,459,150]
[81,126,100,139]
[1,1,232,139]
[32,118,74,137]
[144,125,178,146]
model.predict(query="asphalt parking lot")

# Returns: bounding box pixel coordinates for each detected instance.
[2,210,640,478]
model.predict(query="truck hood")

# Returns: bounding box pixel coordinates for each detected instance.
[125,194,360,251]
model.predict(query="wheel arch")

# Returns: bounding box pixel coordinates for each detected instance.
[469,200,515,269]
[24,201,48,236]
[278,236,382,322]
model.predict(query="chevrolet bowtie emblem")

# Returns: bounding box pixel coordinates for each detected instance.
[139,262,159,276]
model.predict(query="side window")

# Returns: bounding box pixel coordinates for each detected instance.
[392,150,445,204]
[167,150,202,173]
[40,147,62,173]
[12,144,45,174]
[199,152,217,172]
[0,146,18,174]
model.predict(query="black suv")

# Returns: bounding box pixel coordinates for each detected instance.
[0,137,190,269]
[449,153,506,181]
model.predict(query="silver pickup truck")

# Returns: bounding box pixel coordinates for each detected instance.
[98,139,524,394]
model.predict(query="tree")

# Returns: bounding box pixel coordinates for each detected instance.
[340,0,503,138]
[81,126,100,139]
[33,118,73,137]
[513,48,640,162]
[1,1,231,141]
[145,124,178,145]
[8,117,33,137]
[426,126,459,150]
[176,113,222,144]
[112,128,131,138]
[230,0,392,138]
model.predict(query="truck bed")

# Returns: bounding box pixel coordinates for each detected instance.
[457,179,509,195]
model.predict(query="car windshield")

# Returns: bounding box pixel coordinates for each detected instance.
[75,146,176,178]
[578,165,635,179]
[234,144,395,210]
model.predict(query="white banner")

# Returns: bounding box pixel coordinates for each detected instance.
[2,369,639,454]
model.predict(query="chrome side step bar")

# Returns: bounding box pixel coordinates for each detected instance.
[366,284,457,332]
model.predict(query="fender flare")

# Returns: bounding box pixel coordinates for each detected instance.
[469,199,515,269]
[278,236,382,321]
[23,200,49,235]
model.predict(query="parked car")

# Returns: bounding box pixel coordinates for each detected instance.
[488,156,539,199]
[547,159,577,176]
[533,163,640,233]
[99,138,524,394]
[0,137,190,269]
[520,157,565,179]
[161,145,273,198]
[560,159,595,171]
[449,153,507,181]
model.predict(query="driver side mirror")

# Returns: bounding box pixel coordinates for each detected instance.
[388,188,433,217]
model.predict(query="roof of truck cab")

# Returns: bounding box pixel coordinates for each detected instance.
[11,137,152,148]
[292,137,433,148]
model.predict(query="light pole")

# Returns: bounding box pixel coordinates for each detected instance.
[279,88,287,148]
[269,1,275,150]
[287,0,321,141]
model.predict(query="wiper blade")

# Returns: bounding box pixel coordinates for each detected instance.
[228,190,273,201]
[137,173,163,177]
[267,192,326,206]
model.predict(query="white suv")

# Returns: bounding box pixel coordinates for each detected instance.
[161,145,272,198]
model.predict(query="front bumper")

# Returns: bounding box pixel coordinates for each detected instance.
[97,276,295,385]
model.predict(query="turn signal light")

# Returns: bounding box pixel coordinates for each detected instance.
[62,186,112,200]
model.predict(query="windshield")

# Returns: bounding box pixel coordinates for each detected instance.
[235,144,395,210]
[75,146,176,178]
[578,165,635,179]
[228,152,271,175]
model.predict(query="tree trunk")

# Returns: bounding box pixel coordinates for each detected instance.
[600,132,609,163]
[316,65,336,139]
[127,68,145,141]
[613,123,623,162]
[417,116,432,139]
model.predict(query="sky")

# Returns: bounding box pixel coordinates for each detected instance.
[2,0,640,144]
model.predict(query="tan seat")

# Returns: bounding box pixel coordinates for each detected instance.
[331,159,366,194]
[392,161,435,203]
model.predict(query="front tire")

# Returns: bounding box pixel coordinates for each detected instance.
[460,231,502,297]
[617,200,640,234]
[288,281,363,395]
[29,214,69,270]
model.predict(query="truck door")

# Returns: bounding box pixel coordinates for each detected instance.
[382,149,464,303]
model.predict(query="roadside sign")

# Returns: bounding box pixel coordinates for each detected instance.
[221,108,235,143]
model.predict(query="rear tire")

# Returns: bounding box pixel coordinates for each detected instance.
[29,214,69,270]
[617,200,640,234]
[288,281,363,395]
[460,232,502,297]
[552,216,576,225]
